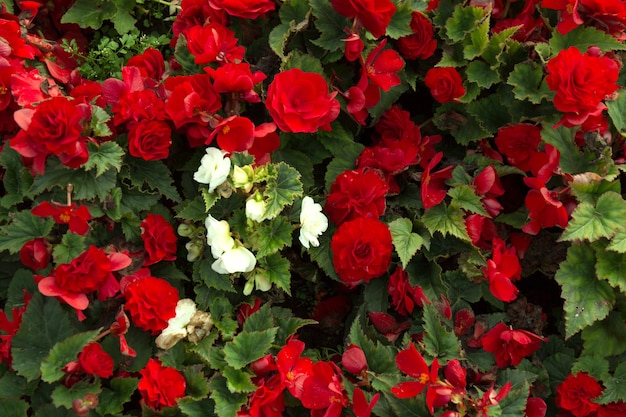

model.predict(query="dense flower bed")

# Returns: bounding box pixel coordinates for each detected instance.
[1,0,626,416]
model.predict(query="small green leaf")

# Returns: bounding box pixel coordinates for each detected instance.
[0,211,54,254]
[83,141,124,177]
[388,218,424,268]
[448,185,489,216]
[348,317,396,374]
[434,103,491,145]
[52,232,87,265]
[466,60,500,89]
[110,0,136,34]
[96,377,139,416]
[51,380,101,409]
[61,0,116,30]
[607,228,626,253]
[179,397,215,417]
[467,90,513,133]
[463,18,489,59]
[184,366,211,399]
[242,303,274,334]
[89,105,113,137]
[422,202,471,242]
[407,255,447,303]
[308,224,340,281]
[268,23,291,59]
[555,244,615,339]
[386,0,413,39]
[40,330,101,382]
[262,162,303,220]
[581,312,626,357]
[223,328,278,369]
[482,26,518,66]
[29,160,116,201]
[597,362,626,404]
[549,25,626,54]
[175,196,208,222]
[310,0,350,51]
[445,5,485,43]
[422,304,460,362]
[284,52,324,75]
[193,258,236,293]
[571,355,610,381]
[250,216,294,258]
[259,253,292,295]
[607,90,626,136]
[595,244,626,292]
[124,156,181,203]
[507,62,553,104]
[208,376,248,416]
[272,306,317,345]
[560,192,626,242]
[222,366,257,393]
[0,399,28,417]
[540,123,589,174]
[11,294,75,381]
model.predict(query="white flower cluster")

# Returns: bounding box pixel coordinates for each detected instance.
[205,215,256,274]
[155,299,213,350]
[193,147,231,192]
[299,196,328,249]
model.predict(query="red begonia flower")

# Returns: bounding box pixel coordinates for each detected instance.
[353,388,380,417]
[421,152,453,210]
[19,237,51,271]
[330,0,396,38]
[481,322,546,368]
[392,342,440,400]
[342,344,368,375]
[362,39,404,92]
[522,177,569,235]
[483,237,522,302]
[0,291,31,368]
[184,22,245,65]
[77,342,114,378]
[138,358,187,410]
[555,372,603,417]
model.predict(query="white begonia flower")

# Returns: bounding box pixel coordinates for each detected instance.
[193,147,231,193]
[245,194,266,222]
[156,299,197,350]
[205,215,235,259]
[212,245,257,274]
[299,196,329,248]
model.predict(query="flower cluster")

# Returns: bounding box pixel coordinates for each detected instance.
[1,0,626,415]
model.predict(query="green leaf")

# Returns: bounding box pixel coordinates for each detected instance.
[607,228,626,253]
[540,123,589,174]
[597,362,626,404]
[310,0,350,51]
[272,306,317,345]
[184,366,211,399]
[223,328,278,369]
[0,146,32,207]
[560,192,626,242]
[348,318,396,374]
[466,60,500,89]
[40,329,101,383]
[507,62,552,104]
[406,255,447,303]
[96,377,139,416]
[0,368,26,399]
[448,185,489,216]
[110,0,136,34]
[482,26,519,67]
[549,25,626,54]
[445,5,485,43]
[193,258,236,293]
[258,253,292,295]
[29,160,116,201]
[422,203,471,242]
[422,303,460,362]
[175,196,208,222]
[52,232,87,265]
[242,303,274,334]
[433,103,491,145]
[463,18,489,59]
[261,162,303,220]
[571,355,610,381]
[388,218,424,268]
[208,376,247,417]
[83,141,124,177]
[607,90,626,137]
[581,311,626,357]
[374,374,429,416]
[124,156,181,203]
[179,397,215,417]
[89,105,113,137]
[61,0,117,30]
[0,211,54,254]
[543,351,576,392]
[555,244,615,339]
[466,90,513,133]
[308,225,340,281]
[595,244,626,292]
[268,23,291,59]
[0,0,13,13]
[272,149,315,192]
[11,294,74,381]
[250,216,294,258]
[51,380,101,409]
[0,399,28,417]
[222,366,257,393]
[570,178,621,205]
[386,0,413,39]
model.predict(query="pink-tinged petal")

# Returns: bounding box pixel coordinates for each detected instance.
[119,335,137,357]
[13,108,34,131]
[39,277,89,310]
[37,276,63,297]
[391,381,426,399]
[108,252,132,271]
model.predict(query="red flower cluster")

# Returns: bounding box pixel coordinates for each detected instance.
[140,213,178,266]
[556,372,603,417]
[481,323,546,368]
[0,291,31,368]
[331,0,396,38]
[396,12,437,60]
[31,201,92,236]
[387,266,429,316]
[483,237,522,302]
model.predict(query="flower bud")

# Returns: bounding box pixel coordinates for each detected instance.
[342,344,368,375]
[232,165,254,193]
[245,193,266,222]
[185,241,203,262]
[177,223,195,237]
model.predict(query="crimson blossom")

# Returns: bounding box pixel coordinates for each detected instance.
[392,342,442,413]
[265,68,340,133]
[387,266,429,316]
[330,217,392,286]
[483,237,522,302]
[555,372,604,417]
[140,213,178,266]
[396,11,438,60]
[207,0,275,19]
[19,237,51,271]
[331,0,396,38]
[545,46,619,127]
[522,177,569,235]
[31,201,92,236]
[138,358,187,411]
[481,323,546,368]
[421,152,454,210]
[424,67,466,103]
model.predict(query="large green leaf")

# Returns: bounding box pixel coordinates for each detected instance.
[29,160,117,201]
[262,162,303,220]
[124,156,181,203]
[52,232,87,265]
[595,243,626,292]
[560,192,626,242]
[448,185,489,216]
[466,60,500,89]
[607,89,626,136]
[223,328,278,369]
[222,366,257,393]
[208,376,247,417]
[11,293,74,381]
[581,312,626,357]
[40,329,101,382]
[83,141,125,177]
[272,306,317,345]
[96,377,139,416]
[250,216,294,258]
[258,253,292,295]
[386,0,413,39]
[555,244,615,339]
[0,399,28,417]
[549,25,626,54]
[388,218,424,268]
[507,62,553,104]
[61,0,117,30]
[445,4,485,43]
[348,318,396,374]
[0,211,54,254]
[597,362,626,404]
[310,0,350,51]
